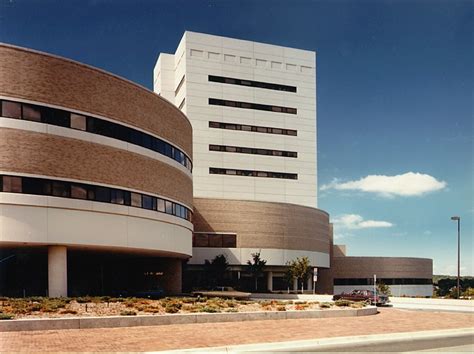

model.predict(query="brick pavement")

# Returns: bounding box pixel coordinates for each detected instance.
[1,308,473,352]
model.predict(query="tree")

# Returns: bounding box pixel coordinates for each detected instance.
[283,267,294,294]
[204,254,229,287]
[288,257,311,293]
[246,251,267,292]
[377,281,392,296]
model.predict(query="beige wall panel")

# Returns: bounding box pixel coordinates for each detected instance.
[0,128,192,206]
[0,45,192,155]
[193,198,330,253]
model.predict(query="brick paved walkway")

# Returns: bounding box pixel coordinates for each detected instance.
[1,308,473,352]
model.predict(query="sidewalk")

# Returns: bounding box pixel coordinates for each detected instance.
[1,308,472,352]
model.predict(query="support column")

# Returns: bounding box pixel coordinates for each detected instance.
[307,275,313,292]
[267,271,273,292]
[292,277,298,291]
[48,246,67,297]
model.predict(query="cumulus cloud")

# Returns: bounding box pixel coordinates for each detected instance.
[333,214,394,230]
[320,172,447,197]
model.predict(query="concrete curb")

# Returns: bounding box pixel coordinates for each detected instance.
[165,327,474,353]
[0,306,376,332]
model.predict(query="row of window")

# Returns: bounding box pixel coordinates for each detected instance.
[334,278,433,286]
[175,75,185,96]
[0,175,192,222]
[208,75,297,93]
[0,100,192,171]
[209,121,297,136]
[209,144,297,158]
[192,233,237,248]
[208,98,297,115]
[209,168,298,180]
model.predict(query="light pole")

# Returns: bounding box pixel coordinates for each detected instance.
[450,216,461,298]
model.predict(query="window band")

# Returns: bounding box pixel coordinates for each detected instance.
[209,167,297,180]
[209,75,296,93]
[209,98,297,115]
[209,121,297,136]
[209,144,297,158]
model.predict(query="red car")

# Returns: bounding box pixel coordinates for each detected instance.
[333,289,389,306]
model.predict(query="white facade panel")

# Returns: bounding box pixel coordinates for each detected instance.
[154,31,317,208]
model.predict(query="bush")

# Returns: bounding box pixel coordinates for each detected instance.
[164,303,182,314]
[120,310,137,316]
[350,302,365,309]
[335,300,352,307]
[199,306,219,313]
[0,313,14,320]
[295,304,309,310]
[319,302,332,309]
[294,301,307,305]
[277,306,286,311]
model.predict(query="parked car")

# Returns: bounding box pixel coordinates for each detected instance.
[333,289,389,306]
[192,286,251,299]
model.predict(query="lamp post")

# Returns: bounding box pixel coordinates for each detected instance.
[450,216,461,298]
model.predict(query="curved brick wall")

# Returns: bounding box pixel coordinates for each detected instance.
[0,44,192,155]
[193,198,331,253]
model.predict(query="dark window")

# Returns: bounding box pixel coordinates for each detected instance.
[157,198,165,212]
[209,98,296,115]
[209,144,297,158]
[2,176,22,193]
[165,200,173,214]
[208,234,223,247]
[209,121,297,136]
[175,75,185,96]
[210,167,297,180]
[222,234,237,247]
[193,234,209,247]
[111,189,125,205]
[142,195,154,210]
[178,98,186,110]
[209,75,297,93]
[2,101,21,119]
[22,104,42,122]
[71,184,88,199]
[22,177,46,195]
[52,181,69,198]
[95,186,110,202]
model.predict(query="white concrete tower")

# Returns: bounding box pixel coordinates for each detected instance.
[154,31,317,208]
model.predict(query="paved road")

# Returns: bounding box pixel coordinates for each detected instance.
[1,308,472,352]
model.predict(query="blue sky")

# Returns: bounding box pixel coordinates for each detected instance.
[1,0,472,275]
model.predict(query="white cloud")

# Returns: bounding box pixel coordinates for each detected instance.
[320,172,447,197]
[423,230,432,236]
[333,214,394,230]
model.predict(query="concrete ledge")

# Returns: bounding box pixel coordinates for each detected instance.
[0,307,377,332]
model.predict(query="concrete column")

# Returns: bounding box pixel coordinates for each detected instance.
[307,275,313,292]
[267,271,273,292]
[292,277,298,291]
[48,246,67,297]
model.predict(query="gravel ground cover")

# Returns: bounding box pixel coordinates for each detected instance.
[0,296,364,319]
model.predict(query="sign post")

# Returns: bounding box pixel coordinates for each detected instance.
[373,274,377,306]
[313,267,318,294]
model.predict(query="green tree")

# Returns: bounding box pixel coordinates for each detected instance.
[288,257,311,293]
[246,251,267,292]
[377,281,392,296]
[204,254,229,287]
[283,267,294,294]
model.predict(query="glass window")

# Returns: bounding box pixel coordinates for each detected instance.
[222,234,237,248]
[2,101,21,119]
[70,114,86,131]
[193,233,209,247]
[209,234,223,247]
[111,189,125,205]
[209,121,220,128]
[142,195,153,210]
[2,176,22,192]
[22,104,42,122]
[165,200,173,214]
[272,128,282,134]
[131,192,142,207]
[157,198,165,212]
[287,130,297,136]
[95,186,110,202]
[71,185,88,199]
[241,125,251,131]
[52,181,69,197]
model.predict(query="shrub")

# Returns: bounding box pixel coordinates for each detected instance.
[319,302,332,309]
[120,310,137,316]
[76,296,92,304]
[164,303,181,313]
[277,306,286,311]
[295,304,309,310]
[350,302,365,309]
[0,313,14,320]
[200,306,219,313]
[334,300,352,307]
[294,301,307,305]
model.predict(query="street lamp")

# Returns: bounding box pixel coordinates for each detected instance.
[450,216,461,298]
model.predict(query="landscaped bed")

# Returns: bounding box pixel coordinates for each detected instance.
[0,296,366,320]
